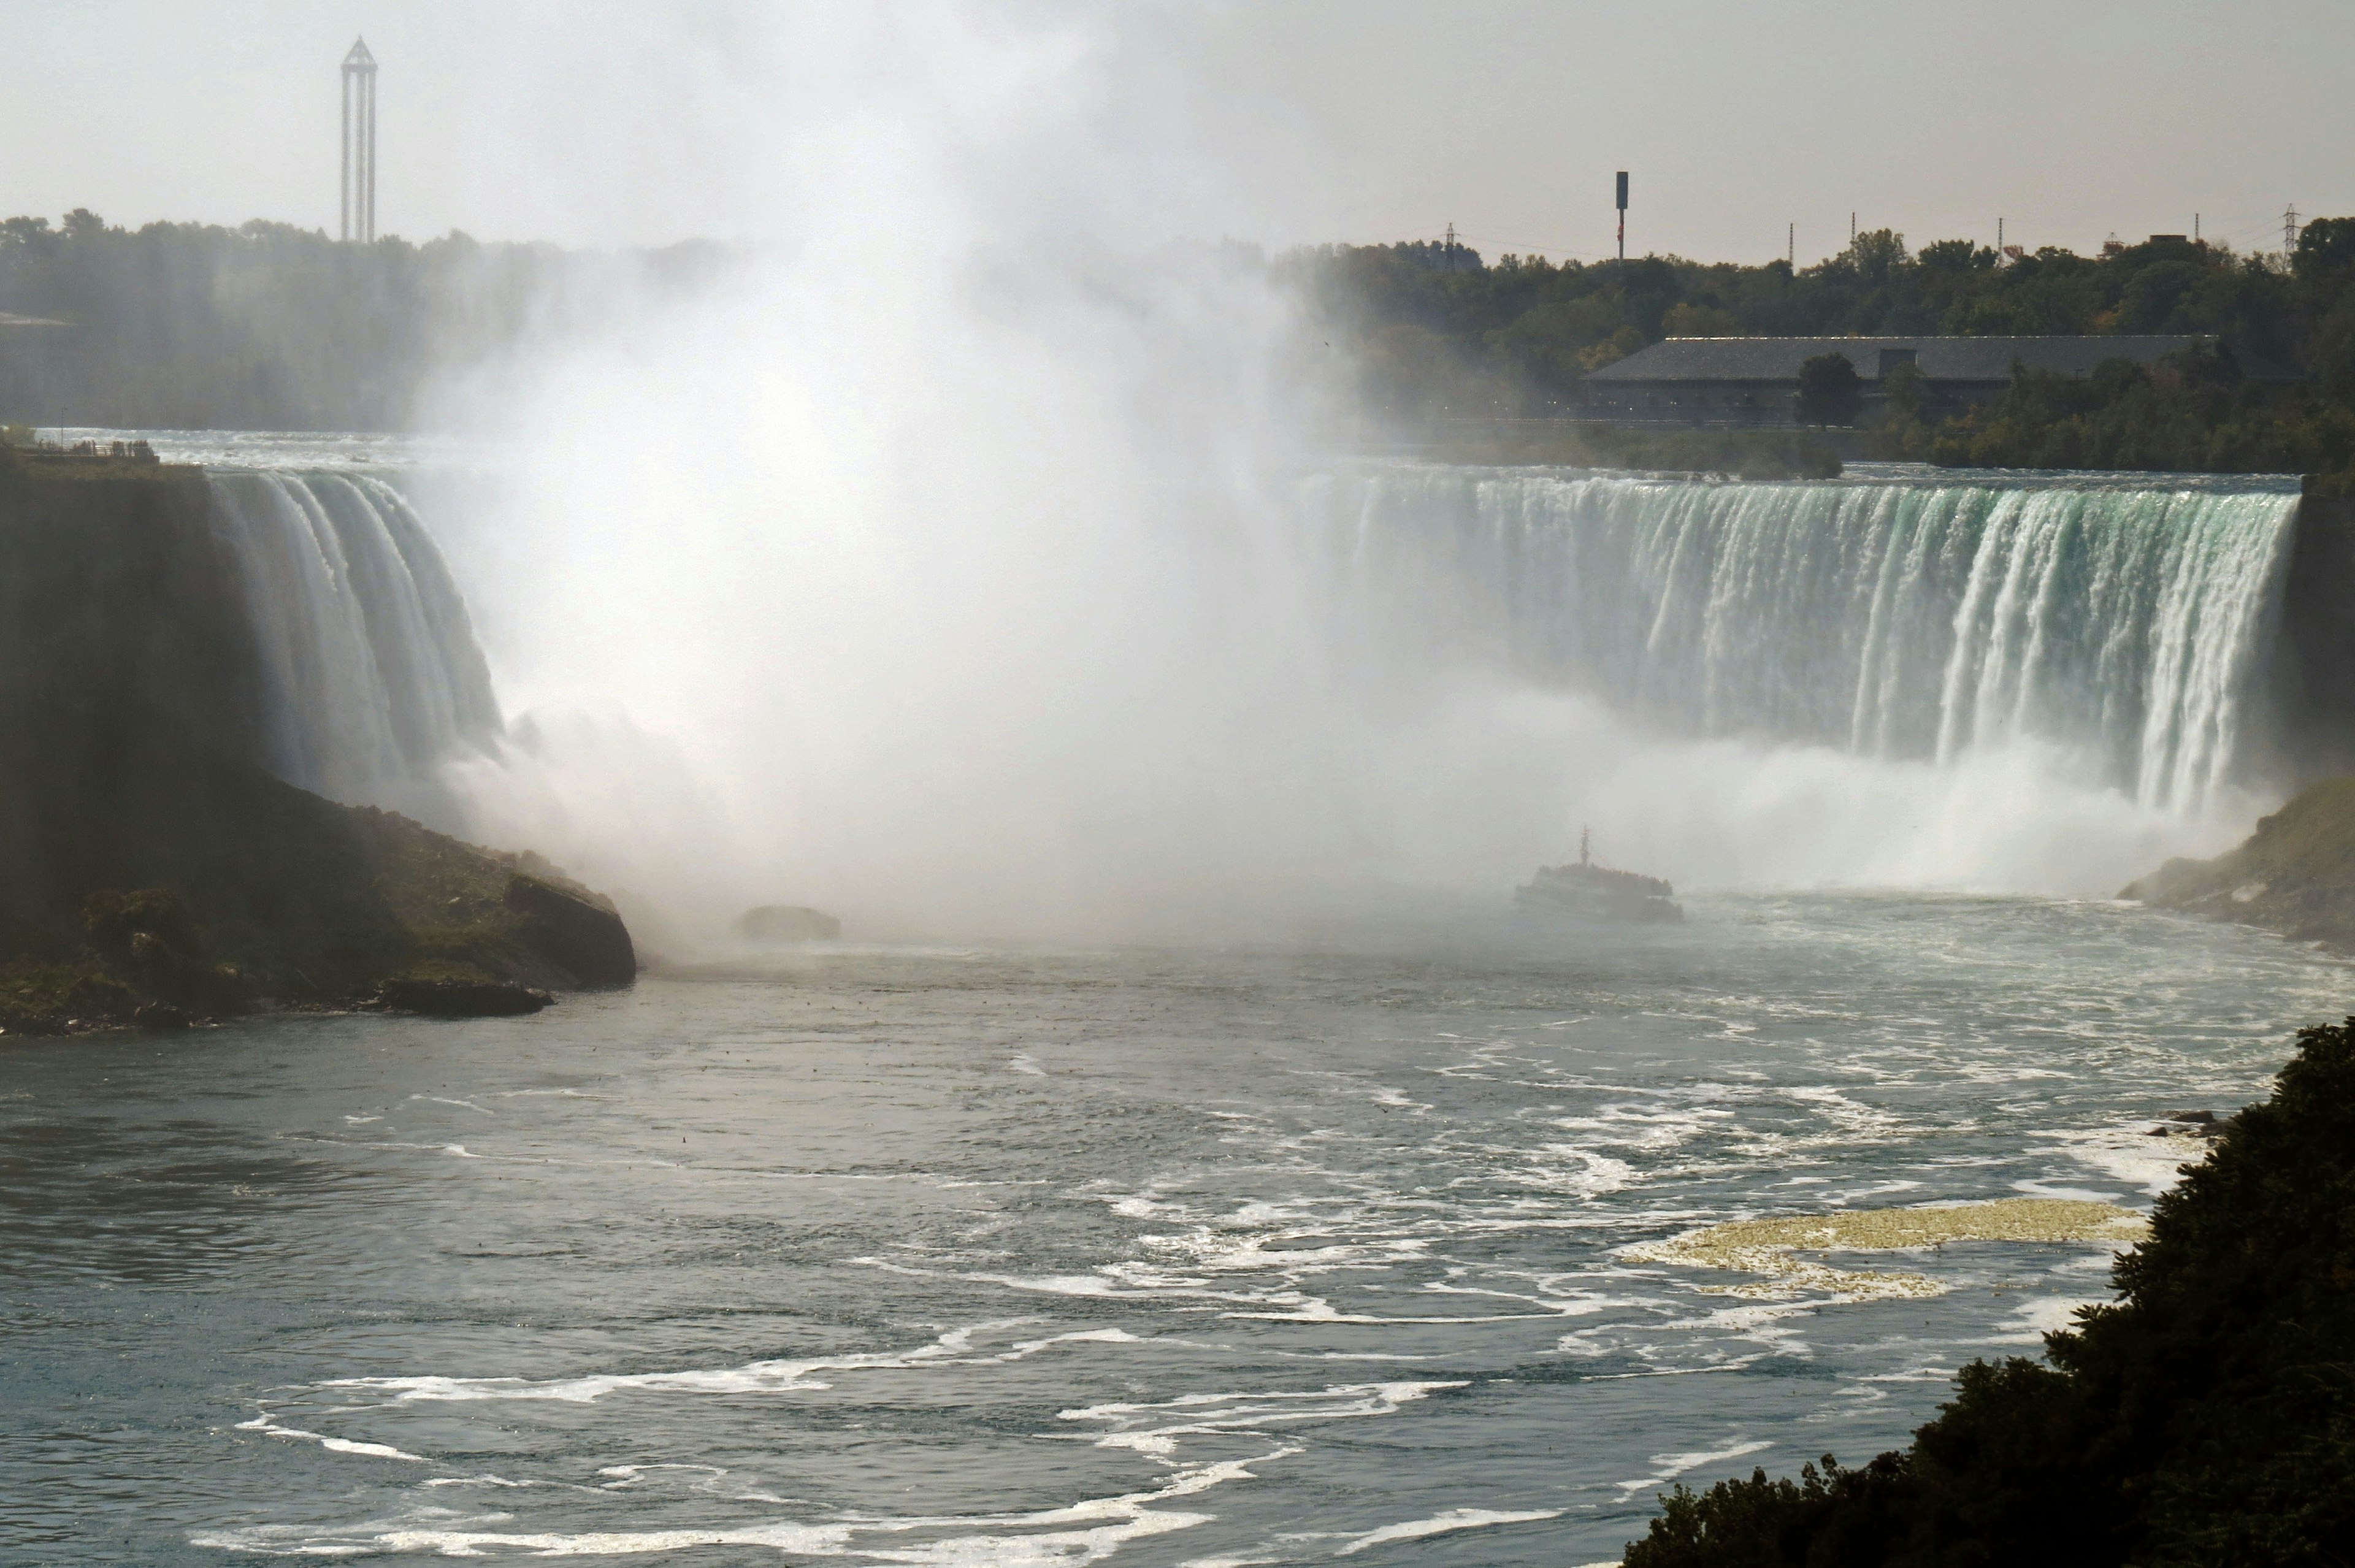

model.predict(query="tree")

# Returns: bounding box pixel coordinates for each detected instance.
[1623,1012,2355,1567]
[1795,351,1863,426]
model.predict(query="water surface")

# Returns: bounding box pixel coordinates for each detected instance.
[4,893,2342,1564]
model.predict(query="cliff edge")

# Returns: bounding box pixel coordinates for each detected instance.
[2120,777,2355,949]
[0,451,632,1030]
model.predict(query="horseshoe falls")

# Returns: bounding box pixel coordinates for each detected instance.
[163,455,2318,912]
[25,443,2355,1568]
[202,469,500,808]
[1309,467,2307,816]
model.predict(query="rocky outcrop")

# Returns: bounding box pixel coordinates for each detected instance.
[0,457,636,1032]
[735,904,842,943]
[504,873,636,987]
[374,977,553,1017]
[2121,777,2355,949]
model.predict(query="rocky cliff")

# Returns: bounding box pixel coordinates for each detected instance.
[0,451,632,1029]
[2121,777,2355,950]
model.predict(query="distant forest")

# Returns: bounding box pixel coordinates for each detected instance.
[1281,224,2355,481]
[0,211,723,431]
[11,207,2355,481]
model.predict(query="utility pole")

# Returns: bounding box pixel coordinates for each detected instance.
[1616,171,1628,264]
[340,38,378,242]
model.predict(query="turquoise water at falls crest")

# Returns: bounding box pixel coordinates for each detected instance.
[1316,468,2302,812]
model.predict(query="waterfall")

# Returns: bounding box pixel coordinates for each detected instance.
[1313,467,2302,814]
[204,470,500,806]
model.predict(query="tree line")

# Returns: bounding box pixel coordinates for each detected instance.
[0,211,722,430]
[12,207,2355,482]
[1276,224,2355,483]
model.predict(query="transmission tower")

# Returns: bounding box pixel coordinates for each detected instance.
[341,39,378,242]
[2284,204,2302,262]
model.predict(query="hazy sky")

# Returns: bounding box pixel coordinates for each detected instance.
[3,0,2349,264]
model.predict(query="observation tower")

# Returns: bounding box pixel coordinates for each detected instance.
[340,38,378,242]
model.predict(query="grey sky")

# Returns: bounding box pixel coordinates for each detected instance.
[2,1,2348,263]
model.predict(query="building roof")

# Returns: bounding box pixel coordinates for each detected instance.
[1585,335,2216,384]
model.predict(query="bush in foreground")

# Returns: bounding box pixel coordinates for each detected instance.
[1625,1017,2355,1567]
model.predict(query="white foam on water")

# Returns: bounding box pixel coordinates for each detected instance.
[421,1475,554,1490]
[410,1095,495,1115]
[1063,1382,1466,1461]
[860,1255,1338,1315]
[2043,1123,2210,1196]
[322,1321,1143,1406]
[1328,1506,1566,1555]
[1614,1439,1775,1500]
[1987,1295,2107,1343]
[191,1510,858,1559]
[235,1412,429,1464]
[193,1452,1276,1562]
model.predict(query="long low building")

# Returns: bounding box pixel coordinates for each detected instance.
[1579,334,2234,426]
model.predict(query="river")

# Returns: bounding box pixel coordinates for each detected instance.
[5,892,2341,1564]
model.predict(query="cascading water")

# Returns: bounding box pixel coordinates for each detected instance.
[1313,466,2303,814]
[203,470,501,808]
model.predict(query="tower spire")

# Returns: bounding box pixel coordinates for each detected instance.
[340,38,379,242]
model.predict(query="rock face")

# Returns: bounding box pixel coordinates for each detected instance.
[375,977,553,1018]
[2121,776,2355,949]
[0,458,637,1029]
[735,905,843,943]
[504,873,637,988]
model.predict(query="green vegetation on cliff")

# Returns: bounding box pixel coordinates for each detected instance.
[1623,1015,2355,1567]
[2123,776,2355,949]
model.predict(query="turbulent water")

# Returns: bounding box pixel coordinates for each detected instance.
[10,445,2340,1562]
[1312,467,2303,813]
[4,897,2345,1564]
[203,469,500,808]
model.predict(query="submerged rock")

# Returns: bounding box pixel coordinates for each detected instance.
[374,977,553,1017]
[735,905,843,943]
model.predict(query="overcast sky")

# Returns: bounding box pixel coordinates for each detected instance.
[2,0,2349,265]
